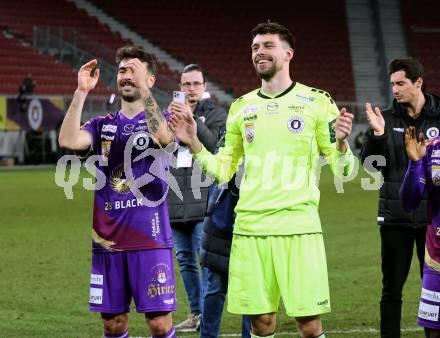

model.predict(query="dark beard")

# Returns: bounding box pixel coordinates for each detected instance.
[121,91,141,102]
[255,64,277,81]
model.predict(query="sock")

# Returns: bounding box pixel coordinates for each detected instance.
[103,331,128,338]
[250,333,275,338]
[152,326,176,338]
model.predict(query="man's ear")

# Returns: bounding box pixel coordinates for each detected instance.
[415,77,423,89]
[147,74,156,88]
[286,47,294,62]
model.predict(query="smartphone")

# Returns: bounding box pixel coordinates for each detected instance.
[173,91,186,104]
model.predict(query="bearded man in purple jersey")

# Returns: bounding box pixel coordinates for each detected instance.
[58,46,177,338]
[401,126,440,338]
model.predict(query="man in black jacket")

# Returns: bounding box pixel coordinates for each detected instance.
[167,64,227,331]
[361,58,440,338]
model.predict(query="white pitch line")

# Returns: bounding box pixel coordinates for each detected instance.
[131,326,423,338]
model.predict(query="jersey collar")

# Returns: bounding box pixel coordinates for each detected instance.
[257,82,296,99]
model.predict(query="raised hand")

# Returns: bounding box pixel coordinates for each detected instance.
[335,107,354,141]
[366,102,385,135]
[168,109,200,152]
[121,58,149,90]
[77,59,99,93]
[168,101,192,117]
[404,126,426,161]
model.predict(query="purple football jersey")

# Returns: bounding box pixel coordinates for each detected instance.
[401,137,440,328]
[81,111,174,252]
[401,137,440,267]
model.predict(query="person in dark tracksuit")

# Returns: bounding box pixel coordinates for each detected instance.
[361,58,440,338]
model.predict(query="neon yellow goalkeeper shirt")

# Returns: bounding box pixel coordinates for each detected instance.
[194,82,355,235]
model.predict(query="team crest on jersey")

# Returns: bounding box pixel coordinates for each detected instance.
[427,127,440,139]
[328,119,337,143]
[133,132,150,150]
[433,165,440,187]
[157,270,167,284]
[245,123,255,143]
[287,115,305,134]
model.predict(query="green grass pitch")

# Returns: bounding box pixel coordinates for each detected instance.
[0,166,425,337]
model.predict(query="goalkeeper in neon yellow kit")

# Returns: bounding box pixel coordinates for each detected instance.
[170,22,355,338]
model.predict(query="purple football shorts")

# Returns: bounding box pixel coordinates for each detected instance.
[89,248,176,314]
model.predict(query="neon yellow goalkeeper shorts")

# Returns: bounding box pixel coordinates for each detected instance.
[227,234,331,317]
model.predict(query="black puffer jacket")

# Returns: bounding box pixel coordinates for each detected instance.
[167,98,227,224]
[361,93,440,227]
[200,173,240,275]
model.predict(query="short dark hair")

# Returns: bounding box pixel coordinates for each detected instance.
[251,21,295,49]
[115,45,158,75]
[388,58,424,82]
[181,63,206,83]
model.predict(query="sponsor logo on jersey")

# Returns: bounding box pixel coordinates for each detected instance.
[295,94,316,103]
[90,274,104,285]
[432,150,440,158]
[427,127,440,139]
[288,105,304,112]
[245,123,255,143]
[244,114,257,121]
[135,125,148,131]
[147,263,175,299]
[122,123,135,135]
[151,212,160,240]
[432,165,440,187]
[138,119,147,124]
[421,288,440,303]
[101,141,112,161]
[164,298,175,305]
[101,134,115,141]
[89,287,103,304]
[133,132,149,150]
[267,102,278,112]
[393,128,404,133]
[102,124,117,133]
[287,115,305,134]
[244,105,259,115]
[419,301,439,321]
[317,299,329,306]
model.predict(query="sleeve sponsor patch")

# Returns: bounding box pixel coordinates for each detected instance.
[328,119,336,143]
